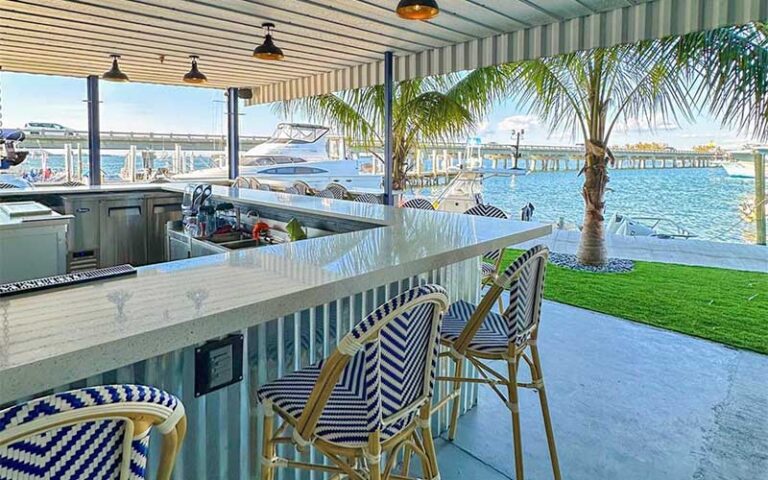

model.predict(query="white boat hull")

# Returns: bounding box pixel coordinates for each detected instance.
[722,160,766,178]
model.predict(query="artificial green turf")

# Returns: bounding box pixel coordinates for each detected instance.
[500,249,768,354]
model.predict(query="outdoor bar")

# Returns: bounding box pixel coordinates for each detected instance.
[0,1,767,480]
[0,182,550,477]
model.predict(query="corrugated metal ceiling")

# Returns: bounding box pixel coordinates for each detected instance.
[0,0,764,103]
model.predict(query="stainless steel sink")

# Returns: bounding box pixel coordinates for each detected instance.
[208,232,251,244]
[219,238,262,250]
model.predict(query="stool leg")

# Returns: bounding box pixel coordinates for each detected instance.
[401,443,412,477]
[530,344,561,480]
[368,432,382,480]
[261,407,275,480]
[507,356,524,480]
[420,405,439,479]
[448,356,463,441]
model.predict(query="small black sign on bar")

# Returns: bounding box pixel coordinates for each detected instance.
[0,265,136,298]
[194,334,244,397]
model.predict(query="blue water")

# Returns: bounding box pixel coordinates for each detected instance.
[15,154,760,244]
[422,167,759,244]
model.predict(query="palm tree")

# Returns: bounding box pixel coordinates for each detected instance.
[504,23,768,266]
[278,68,510,191]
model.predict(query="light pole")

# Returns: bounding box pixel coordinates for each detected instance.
[511,129,524,169]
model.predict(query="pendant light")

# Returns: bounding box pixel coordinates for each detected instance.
[396,0,440,20]
[102,54,129,82]
[183,55,208,84]
[253,23,285,61]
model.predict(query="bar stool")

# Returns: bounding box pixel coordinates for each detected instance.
[354,193,382,204]
[401,198,435,210]
[257,284,449,480]
[0,384,186,480]
[292,180,313,195]
[233,175,256,189]
[315,189,336,199]
[463,204,509,282]
[325,182,349,199]
[434,245,561,480]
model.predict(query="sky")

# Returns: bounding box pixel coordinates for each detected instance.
[0,72,754,150]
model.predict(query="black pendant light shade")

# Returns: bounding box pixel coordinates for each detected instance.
[183,55,208,84]
[102,54,129,82]
[253,23,285,61]
[396,0,440,20]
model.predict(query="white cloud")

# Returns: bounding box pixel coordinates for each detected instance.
[496,115,539,134]
[618,114,679,133]
[474,120,490,134]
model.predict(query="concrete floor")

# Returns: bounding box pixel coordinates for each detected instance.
[433,300,768,480]
[514,230,768,273]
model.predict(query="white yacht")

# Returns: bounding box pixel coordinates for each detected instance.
[175,123,382,190]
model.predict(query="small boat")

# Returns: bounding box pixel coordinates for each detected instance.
[606,213,696,239]
[174,123,381,190]
[403,166,526,213]
[722,161,765,178]
[721,150,767,178]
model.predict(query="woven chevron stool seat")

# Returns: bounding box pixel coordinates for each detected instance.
[401,198,435,210]
[441,300,516,354]
[433,245,561,480]
[0,384,186,480]
[257,284,449,480]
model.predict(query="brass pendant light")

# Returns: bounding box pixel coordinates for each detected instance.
[396,0,440,20]
[183,55,208,84]
[253,23,285,61]
[102,54,129,82]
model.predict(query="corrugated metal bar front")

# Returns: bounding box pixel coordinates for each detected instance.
[21,256,480,479]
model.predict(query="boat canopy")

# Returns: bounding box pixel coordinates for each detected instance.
[268,124,329,145]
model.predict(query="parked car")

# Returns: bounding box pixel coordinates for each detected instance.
[24,122,77,136]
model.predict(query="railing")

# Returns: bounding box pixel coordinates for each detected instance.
[23,130,268,142]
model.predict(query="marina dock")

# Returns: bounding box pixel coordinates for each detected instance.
[15,130,723,186]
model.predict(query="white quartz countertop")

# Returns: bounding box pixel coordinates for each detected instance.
[0,183,163,197]
[0,184,551,403]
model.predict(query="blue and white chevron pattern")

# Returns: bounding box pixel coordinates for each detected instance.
[442,246,548,352]
[464,204,509,266]
[401,198,435,210]
[257,284,447,447]
[481,261,496,280]
[354,193,381,204]
[315,189,336,199]
[0,385,179,480]
[325,183,348,199]
[441,300,511,353]
[292,181,311,195]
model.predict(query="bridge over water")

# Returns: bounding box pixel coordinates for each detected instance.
[17,130,721,183]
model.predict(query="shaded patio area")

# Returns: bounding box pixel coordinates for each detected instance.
[434,301,768,479]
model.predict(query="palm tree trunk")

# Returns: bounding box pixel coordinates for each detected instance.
[392,153,407,191]
[577,142,609,265]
